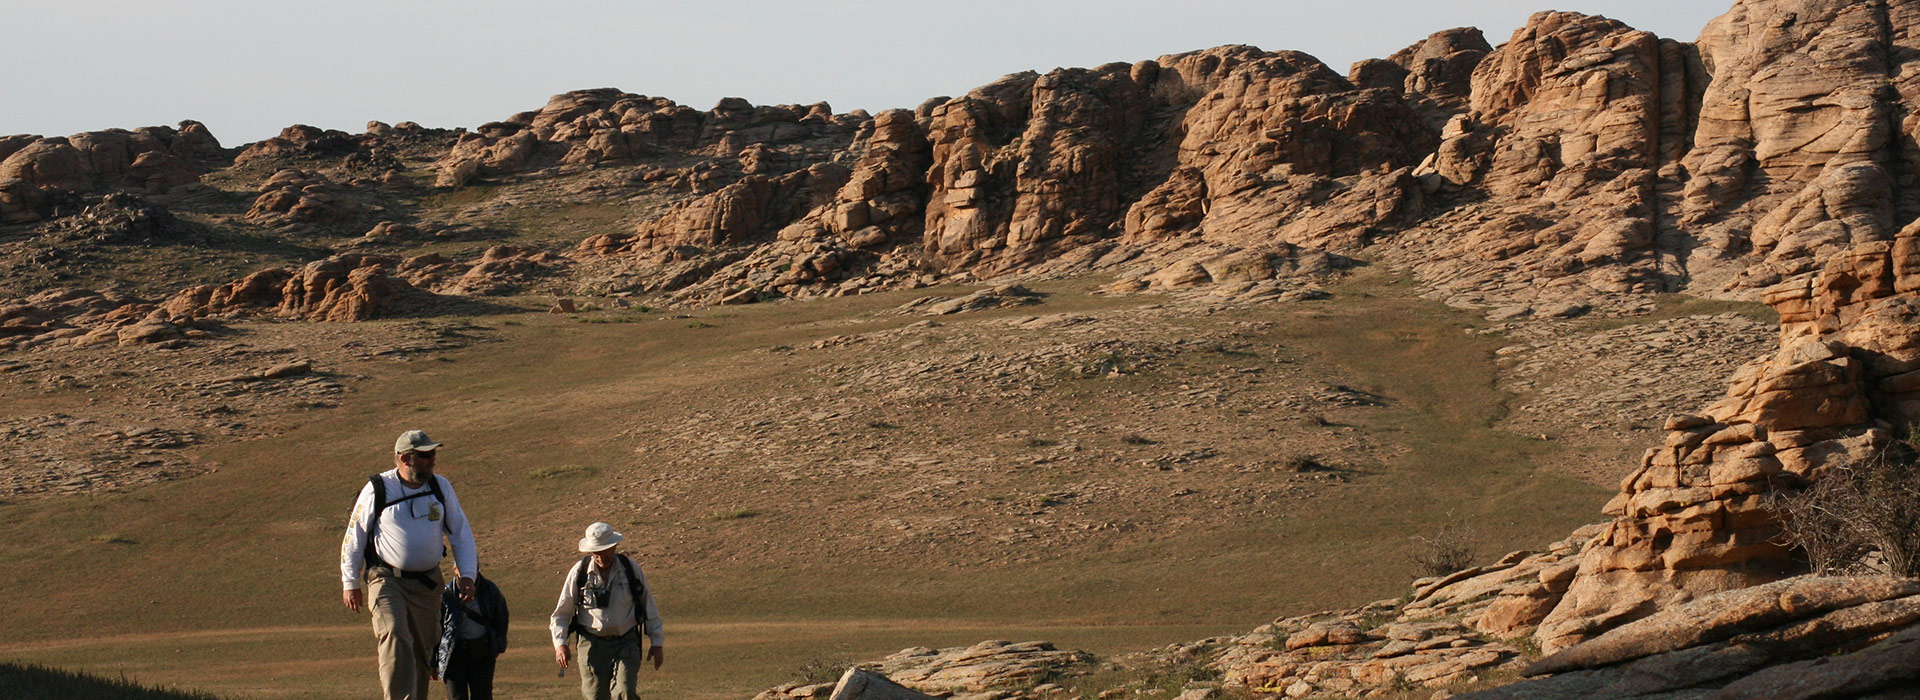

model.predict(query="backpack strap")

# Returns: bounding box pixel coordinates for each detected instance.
[619,554,651,633]
[566,556,594,642]
[363,475,388,569]
[571,556,594,608]
[364,473,452,571]
[571,555,650,629]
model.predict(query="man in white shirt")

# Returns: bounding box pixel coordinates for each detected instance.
[550,522,665,700]
[340,429,481,700]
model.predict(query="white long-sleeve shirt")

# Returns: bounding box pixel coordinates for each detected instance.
[339,469,478,590]
[549,555,664,649]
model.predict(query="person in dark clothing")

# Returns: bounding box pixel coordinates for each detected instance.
[434,572,508,700]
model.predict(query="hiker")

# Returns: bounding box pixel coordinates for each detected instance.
[340,429,481,700]
[434,572,509,700]
[549,522,664,700]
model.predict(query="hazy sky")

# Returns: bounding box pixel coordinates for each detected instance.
[4,1,1731,146]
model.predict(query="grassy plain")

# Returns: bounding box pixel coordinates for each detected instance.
[0,268,1610,699]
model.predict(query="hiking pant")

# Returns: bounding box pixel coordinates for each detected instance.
[368,567,443,700]
[444,637,498,700]
[575,628,643,700]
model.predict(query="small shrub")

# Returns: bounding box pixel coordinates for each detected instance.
[1409,517,1477,578]
[711,508,762,520]
[1285,455,1331,472]
[793,656,851,685]
[1120,434,1157,445]
[1025,437,1060,448]
[686,320,714,329]
[867,420,898,429]
[1767,441,1920,576]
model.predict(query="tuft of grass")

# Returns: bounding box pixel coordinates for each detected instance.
[686,321,715,329]
[792,655,852,685]
[711,508,763,521]
[1024,437,1060,448]
[0,662,229,700]
[1120,434,1156,445]
[527,464,595,479]
[416,182,504,211]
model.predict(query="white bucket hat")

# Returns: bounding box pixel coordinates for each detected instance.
[579,522,625,552]
[394,429,442,454]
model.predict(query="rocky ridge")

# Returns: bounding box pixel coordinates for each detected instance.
[6,0,1920,696]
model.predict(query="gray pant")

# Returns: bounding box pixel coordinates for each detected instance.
[574,628,643,700]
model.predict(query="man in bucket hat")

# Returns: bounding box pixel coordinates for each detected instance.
[550,522,664,700]
[341,429,482,700]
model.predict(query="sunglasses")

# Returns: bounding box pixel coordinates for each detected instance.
[406,451,438,462]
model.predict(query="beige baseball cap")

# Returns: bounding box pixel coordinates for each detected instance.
[394,429,442,454]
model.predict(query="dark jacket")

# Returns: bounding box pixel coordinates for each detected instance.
[434,574,509,677]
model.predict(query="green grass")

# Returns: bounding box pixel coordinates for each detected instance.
[0,662,230,700]
[415,182,504,211]
[0,269,1606,700]
[1576,293,1777,331]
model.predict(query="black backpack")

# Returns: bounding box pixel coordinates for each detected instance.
[567,554,652,636]
[363,473,449,570]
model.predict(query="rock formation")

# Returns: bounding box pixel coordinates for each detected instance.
[435,88,860,188]
[160,254,425,322]
[0,121,223,223]
[245,169,364,225]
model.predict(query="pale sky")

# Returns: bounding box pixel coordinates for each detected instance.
[3,1,1732,147]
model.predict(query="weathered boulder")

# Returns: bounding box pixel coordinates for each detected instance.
[825,669,940,700]
[246,169,361,225]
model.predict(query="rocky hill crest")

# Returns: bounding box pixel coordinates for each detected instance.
[6,0,1920,697]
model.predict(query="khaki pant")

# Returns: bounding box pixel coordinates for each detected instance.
[368,567,443,700]
[575,628,643,700]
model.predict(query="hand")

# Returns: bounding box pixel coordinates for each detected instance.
[648,645,664,670]
[342,589,363,613]
[555,645,571,669]
[457,577,476,603]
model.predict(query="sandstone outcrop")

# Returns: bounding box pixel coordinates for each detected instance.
[0,121,222,223]
[0,288,163,353]
[1461,575,1920,698]
[160,254,424,322]
[752,641,1093,700]
[398,245,570,295]
[234,124,361,163]
[435,88,860,188]
[1497,0,1920,669]
[246,169,362,225]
